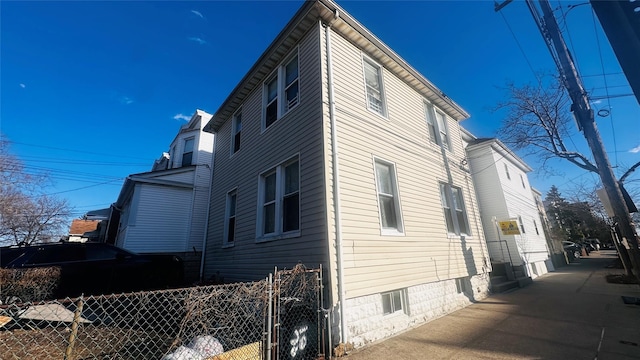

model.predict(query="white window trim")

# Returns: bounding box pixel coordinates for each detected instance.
[440,182,472,237]
[261,48,300,132]
[518,215,526,234]
[182,137,195,167]
[223,188,238,248]
[520,174,526,189]
[230,108,242,156]
[373,156,404,236]
[256,155,301,242]
[455,277,468,294]
[381,288,409,316]
[504,163,511,180]
[424,101,451,151]
[362,56,388,118]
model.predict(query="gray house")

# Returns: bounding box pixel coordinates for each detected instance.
[202,0,491,348]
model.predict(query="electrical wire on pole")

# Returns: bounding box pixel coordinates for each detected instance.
[495,0,640,278]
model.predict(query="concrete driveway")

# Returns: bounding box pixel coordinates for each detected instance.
[343,250,640,359]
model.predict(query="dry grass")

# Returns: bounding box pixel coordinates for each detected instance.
[0,267,60,303]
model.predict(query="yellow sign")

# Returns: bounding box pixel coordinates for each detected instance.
[499,220,521,235]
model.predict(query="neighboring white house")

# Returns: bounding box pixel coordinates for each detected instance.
[202,0,491,349]
[113,110,214,281]
[462,129,552,280]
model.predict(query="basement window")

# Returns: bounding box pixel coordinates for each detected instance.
[381,289,408,316]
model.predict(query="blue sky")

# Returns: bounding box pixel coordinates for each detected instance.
[2,0,639,220]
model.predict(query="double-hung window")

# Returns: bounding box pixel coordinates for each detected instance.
[224,189,237,246]
[504,163,511,180]
[232,109,242,154]
[182,138,194,166]
[425,103,450,150]
[374,159,403,234]
[440,183,471,235]
[363,59,386,116]
[263,51,299,130]
[520,174,526,189]
[258,157,300,238]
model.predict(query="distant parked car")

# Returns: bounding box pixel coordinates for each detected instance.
[1,242,184,299]
[562,241,581,260]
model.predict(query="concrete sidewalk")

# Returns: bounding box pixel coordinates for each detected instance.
[343,250,640,359]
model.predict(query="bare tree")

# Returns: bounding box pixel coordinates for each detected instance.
[495,75,640,204]
[495,76,599,174]
[0,137,72,246]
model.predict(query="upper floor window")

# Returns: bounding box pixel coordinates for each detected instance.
[504,163,511,180]
[533,219,540,235]
[518,215,526,234]
[232,109,242,154]
[258,156,300,238]
[224,189,237,246]
[520,174,526,189]
[440,183,470,236]
[425,103,450,150]
[182,138,194,166]
[363,59,386,116]
[374,158,403,234]
[263,52,299,130]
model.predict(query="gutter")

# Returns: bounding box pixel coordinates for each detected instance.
[325,11,348,345]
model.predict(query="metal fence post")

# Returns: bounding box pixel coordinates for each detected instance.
[266,273,273,360]
[64,296,84,360]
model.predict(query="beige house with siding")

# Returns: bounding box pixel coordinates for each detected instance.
[202,0,491,349]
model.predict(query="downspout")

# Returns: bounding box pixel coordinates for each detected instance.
[199,138,216,281]
[325,11,348,345]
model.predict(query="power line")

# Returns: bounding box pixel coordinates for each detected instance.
[581,72,624,78]
[498,9,542,87]
[589,93,635,100]
[20,155,149,167]
[8,140,153,161]
[591,7,619,167]
[45,178,124,196]
[21,163,126,180]
[557,1,582,76]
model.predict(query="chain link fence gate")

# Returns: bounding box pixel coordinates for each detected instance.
[272,265,323,360]
[0,265,324,360]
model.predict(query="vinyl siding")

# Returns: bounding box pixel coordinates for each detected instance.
[325,27,488,299]
[122,184,192,253]
[501,161,549,264]
[466,146,511,262]
[146,169,195,183]
[188,134,214,251]
[466,143,549,265]
[204,24,328,282]
[189,164,212,250]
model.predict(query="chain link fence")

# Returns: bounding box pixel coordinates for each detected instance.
[0,264,323,360]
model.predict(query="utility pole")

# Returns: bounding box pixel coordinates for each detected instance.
[495,0,640,276]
